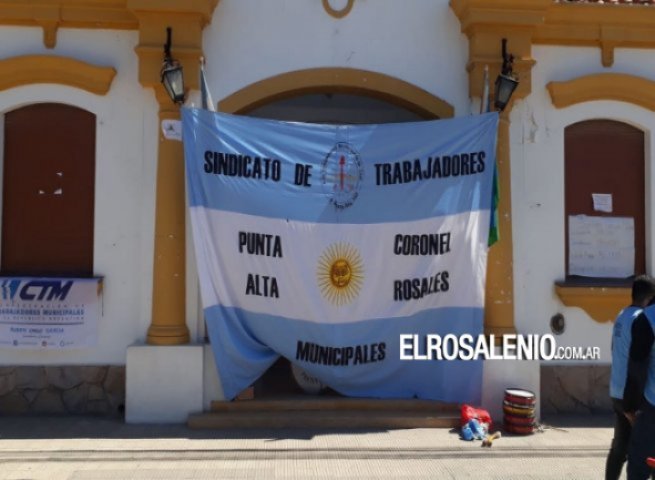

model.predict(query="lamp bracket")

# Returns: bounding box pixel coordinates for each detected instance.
[164,26,172,61]
[501,38,514,77]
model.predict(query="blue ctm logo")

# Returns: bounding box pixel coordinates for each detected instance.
[1,280,73,301]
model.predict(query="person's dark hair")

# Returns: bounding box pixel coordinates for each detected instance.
[632,275,655,305]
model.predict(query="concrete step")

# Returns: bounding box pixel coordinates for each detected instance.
[188,409,460,429]
[210,397,458,413]
[190,398,461,429]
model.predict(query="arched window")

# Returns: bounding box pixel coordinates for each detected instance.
[564,119,645,278]
[1,103,96,276]
[246,93,426,123]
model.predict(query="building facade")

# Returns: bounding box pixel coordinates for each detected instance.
[0,0,652,422]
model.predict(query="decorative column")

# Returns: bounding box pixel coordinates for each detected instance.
[147,88,189,344]
[485,109,515,337]
[451,0,549,338]
[128,1,217,345]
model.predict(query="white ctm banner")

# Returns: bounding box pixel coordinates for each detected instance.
[0,277,102,349]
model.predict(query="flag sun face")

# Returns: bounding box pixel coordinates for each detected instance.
[317,243,364,306]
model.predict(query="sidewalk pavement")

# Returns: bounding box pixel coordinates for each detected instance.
[0,413,621,479]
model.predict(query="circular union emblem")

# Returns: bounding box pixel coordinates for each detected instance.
[321,142,363,209]
[317,242,364,306]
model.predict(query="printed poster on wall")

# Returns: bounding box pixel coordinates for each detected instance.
[182,109,498,403]
[0,277,102,349]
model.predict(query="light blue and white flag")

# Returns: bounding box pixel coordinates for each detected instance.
[182,109,498,403]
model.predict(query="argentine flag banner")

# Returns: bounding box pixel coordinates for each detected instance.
[182,108,498,403]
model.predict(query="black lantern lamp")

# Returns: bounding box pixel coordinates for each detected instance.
[160,27,185,104]
[494,38,519,111]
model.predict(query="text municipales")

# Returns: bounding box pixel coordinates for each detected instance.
[296,340,386,366]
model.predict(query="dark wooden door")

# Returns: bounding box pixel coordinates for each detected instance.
[565,119,645,277]
[2,103,96,276]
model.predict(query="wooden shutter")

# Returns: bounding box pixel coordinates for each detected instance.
[564,120,645,277]
[2,103,96,276]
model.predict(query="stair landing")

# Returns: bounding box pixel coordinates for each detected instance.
[187,397,461,429]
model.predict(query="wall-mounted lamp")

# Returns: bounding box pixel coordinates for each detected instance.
[494,38,519,111]
[160,27,185,104]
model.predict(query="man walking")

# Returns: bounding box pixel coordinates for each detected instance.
[627,288,655,479]
[606,275,655,480]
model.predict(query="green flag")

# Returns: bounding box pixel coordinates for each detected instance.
[488,165,499,247]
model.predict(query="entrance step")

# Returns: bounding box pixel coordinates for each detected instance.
[188,397,460,429]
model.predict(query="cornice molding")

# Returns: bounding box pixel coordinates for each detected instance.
[0,0,219,48]
[450,0,552,33]
[0,54,116,95]
[451,0,655,68]
[543,2,655,30]
[547,73,655,110]
[450,0,554,100]
[125,1,218,102]
[535,3,655,66]
[0,1,136,48]
[127,0,218,26]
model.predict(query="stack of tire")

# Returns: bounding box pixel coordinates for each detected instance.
[503,388,536,435]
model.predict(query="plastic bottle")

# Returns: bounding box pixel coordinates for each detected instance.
[461,423,474,441]
[469,419,485,440]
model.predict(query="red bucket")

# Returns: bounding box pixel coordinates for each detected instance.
[503,388,536,435]
[504,388,536,407]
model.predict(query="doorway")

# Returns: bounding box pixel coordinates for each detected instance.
[243,92,427,397]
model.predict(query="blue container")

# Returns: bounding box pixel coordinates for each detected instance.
[468,419,486,440]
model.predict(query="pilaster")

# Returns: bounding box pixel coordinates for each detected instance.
[127,0,218,345]
[451,0,549,338]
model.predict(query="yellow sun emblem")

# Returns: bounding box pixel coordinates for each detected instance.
[317,243,364,306]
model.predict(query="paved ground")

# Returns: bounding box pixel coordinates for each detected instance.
[0,414,628,479]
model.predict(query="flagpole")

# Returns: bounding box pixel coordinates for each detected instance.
[481,65,489,114]
[200,56,216,112]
